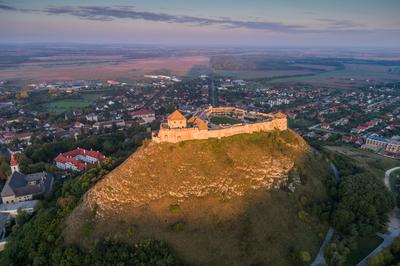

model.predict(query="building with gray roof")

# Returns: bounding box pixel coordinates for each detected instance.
[1,171,53,204]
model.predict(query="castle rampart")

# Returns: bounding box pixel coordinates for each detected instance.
[152,107,287,143]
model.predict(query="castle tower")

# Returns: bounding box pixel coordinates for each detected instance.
[167,110,187,129]
[10,153,20,173]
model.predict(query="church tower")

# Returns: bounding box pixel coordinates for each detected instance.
[10,153,20,173]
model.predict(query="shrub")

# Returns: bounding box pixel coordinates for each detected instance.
[169,204,180,213]
[170,221,186,232]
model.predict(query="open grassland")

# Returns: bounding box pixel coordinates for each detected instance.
[325,145,399,178]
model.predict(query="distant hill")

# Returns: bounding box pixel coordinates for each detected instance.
[64,130,332,265]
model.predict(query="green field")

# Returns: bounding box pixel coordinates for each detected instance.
[42,93,104,113]
[210,116,242,125]
[325,145,399,178]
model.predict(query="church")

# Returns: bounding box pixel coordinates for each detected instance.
[0,153,53,204]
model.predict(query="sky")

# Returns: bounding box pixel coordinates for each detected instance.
[0,0,399,47]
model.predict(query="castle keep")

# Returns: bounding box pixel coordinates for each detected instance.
[152,106,287,143]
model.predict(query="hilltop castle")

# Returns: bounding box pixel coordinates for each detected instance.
[152,106,287,143]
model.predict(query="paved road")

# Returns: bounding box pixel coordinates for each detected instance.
[356,166,400,266]
[136,86,170,111]
[310,164,339,266]
[384,167,400,193]
[209,77,217,106]
[308,124,347,136]
[311,228,334,266]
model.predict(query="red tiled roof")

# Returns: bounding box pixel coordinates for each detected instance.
[54,154,87,171]
[54,148,106,171]
[129,110,154,116]
[10,153,17,166]
[61,148,106,161]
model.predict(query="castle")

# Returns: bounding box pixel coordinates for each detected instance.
[152,106,287,143]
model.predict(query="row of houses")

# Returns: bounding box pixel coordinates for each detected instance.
[362,136,400,158]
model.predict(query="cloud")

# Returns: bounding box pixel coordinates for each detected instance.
[0,4,381,35]
[41,5,305,33]
[316,18,363,29]
[0,3,18,11]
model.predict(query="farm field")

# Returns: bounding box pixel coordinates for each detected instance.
[270,63,400,86]
[0,55,210,82]
[214,69,318,79]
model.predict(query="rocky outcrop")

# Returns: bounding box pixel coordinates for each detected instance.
[83,130,308,218]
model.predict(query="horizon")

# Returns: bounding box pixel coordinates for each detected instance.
[0,0,399,47]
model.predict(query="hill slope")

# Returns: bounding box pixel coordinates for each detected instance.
[64,130,332,265]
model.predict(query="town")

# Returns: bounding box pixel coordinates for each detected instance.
[0,73,399,256]
[1,75,399,157]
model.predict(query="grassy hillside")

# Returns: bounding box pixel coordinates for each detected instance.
[64,130,333,265]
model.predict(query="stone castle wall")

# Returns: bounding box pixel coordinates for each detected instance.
[153,117,287,143]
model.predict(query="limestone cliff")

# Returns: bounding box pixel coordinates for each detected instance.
[65,130,330,266]
[86,130,306,217]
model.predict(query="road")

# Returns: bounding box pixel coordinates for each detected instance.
[136,85,170,111]
[356,166,400,266]
[310,163,339,266]
[384,167,400,193]
[308,124,348,136]
[209,77,217,106]
[311,228,334,266]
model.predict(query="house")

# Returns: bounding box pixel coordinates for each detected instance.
[93,119,125,130]
[74,121,85,128]
[0,132,32,144]
[129,110,156,124]
[86,113,98,122]
[54,148,106,171]
[386,141,400,156]
[321,123,332,130]
[0,200,38,216]
[0,154,53,204]
[365,136,388,149]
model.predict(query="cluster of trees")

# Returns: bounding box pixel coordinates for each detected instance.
[0,155,11,180]
[0,157,182,265]
[0,120,184,265]
[332,173,393,236]
[321,151,395,265]
[18,125,146,174]
[367,236,400,266]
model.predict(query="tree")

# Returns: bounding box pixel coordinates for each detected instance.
[332,173,394,236]
[0,155,10,179]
